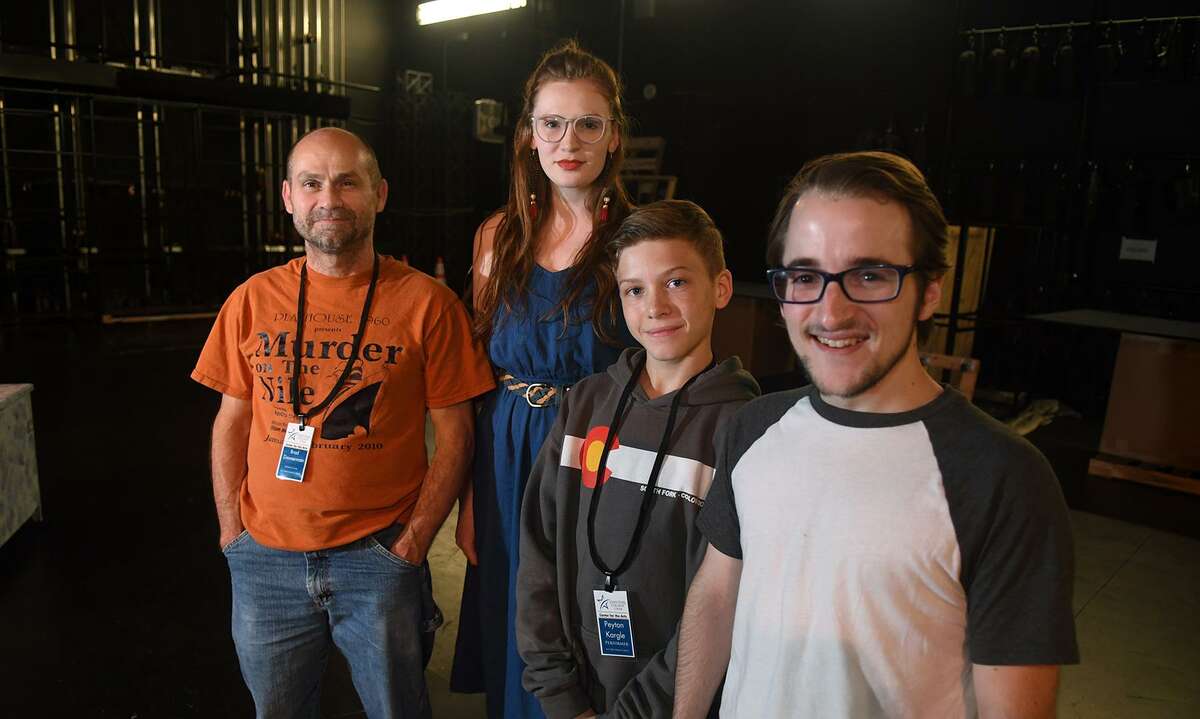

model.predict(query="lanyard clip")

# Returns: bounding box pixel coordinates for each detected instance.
[604,573,615,592]
[298,414,307,429]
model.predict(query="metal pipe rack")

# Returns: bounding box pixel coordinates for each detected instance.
[0,0,362,323]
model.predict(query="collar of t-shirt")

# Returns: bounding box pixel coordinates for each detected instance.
[300,258,386,290]
[806,385,958,429]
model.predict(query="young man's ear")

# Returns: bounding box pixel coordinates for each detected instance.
[918,273,944,322]
[713,269,733,311]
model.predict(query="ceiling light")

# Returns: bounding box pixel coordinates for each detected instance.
[417,0,528,26]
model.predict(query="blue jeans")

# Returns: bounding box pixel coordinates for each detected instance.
[223,523,440,719]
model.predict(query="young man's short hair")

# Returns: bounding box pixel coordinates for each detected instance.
[765,151,952,343]
[608,200,726,275]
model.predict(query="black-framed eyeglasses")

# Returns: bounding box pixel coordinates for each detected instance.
[765,264,919,304]
[530,114,614,144]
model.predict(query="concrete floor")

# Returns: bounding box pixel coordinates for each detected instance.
[425,501,485,719]
[1059,511,1200,717]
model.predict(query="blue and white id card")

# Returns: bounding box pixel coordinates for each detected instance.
[593,589,636,658]
[275,422,315,482]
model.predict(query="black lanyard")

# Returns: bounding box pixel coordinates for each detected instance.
[290,253,380,427]
[586,354,711,591]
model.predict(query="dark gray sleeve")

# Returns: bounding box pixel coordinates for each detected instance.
[696,420,742,560]
[927,399,1080,666]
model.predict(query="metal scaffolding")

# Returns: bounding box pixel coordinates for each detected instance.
[0,0,363,322]
[386,83,475,289]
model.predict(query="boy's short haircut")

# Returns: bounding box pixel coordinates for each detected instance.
[608,199,726,275]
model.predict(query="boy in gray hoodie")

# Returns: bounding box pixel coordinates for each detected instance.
[516,200,760,718]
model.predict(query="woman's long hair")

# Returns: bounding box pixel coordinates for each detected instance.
[472,39,633,344]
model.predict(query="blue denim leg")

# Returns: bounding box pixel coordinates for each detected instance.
[224,525,435,719]
[327,524,432,719]
[224,530,330,719]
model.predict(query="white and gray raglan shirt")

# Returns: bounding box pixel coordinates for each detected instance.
[697,386,1079,718]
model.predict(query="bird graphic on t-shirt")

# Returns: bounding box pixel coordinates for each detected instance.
[320,381,382,440]
[317,360,384,440]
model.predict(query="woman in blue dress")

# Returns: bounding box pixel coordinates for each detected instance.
[451,41,634,719]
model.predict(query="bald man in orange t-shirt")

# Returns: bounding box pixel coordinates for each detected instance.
[192,128,494,718]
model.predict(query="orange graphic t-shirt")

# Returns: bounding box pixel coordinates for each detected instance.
[192,255,494,551]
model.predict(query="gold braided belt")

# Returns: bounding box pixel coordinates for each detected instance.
[497,373,570,408]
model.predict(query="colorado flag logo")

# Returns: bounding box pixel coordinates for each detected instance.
[578,425,618,489]
[561,425,716,502]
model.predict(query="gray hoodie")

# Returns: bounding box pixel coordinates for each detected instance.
[517,348,760,718]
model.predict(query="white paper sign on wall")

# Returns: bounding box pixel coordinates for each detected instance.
[1119,237,1157,263]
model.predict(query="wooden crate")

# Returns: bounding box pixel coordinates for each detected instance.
[921,226,994,357]
[1089,455,1200,497]
[712,292,796,380]
[0,384,41,548]
[1099,333,1200,472]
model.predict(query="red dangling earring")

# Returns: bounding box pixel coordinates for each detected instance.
[599,195,611,222]
[529,192,538,220]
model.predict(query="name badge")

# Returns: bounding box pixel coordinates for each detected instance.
[593,589,636,658]
[276,422,315,482]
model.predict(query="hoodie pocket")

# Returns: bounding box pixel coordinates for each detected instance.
[579,620,657,712]
[575,623,611,710]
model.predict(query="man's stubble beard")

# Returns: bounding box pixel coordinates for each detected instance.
[799,332,912,401]
[294,208,373,255]
[797,301,922,401]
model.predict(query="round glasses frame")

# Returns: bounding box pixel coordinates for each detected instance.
[529,114,615,144]
[765,264,920,304]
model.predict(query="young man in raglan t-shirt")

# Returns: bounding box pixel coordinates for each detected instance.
[192,128,494,717]
[673,152,1079,718]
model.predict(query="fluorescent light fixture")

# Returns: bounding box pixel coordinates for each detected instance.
[417,0,527,26]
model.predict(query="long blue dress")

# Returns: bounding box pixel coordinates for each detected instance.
[452,265,628,719]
